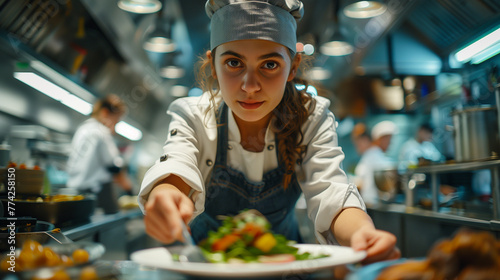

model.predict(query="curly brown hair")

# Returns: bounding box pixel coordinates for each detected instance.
[195,49,316,189]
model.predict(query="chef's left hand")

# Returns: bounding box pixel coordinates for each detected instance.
[350,225,401,264]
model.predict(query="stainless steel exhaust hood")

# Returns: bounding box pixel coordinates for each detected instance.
[0,0,176,146]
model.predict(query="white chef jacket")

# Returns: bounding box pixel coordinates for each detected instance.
[67,118,123,193]
[354,146,396,205]
[398,138,443,172]
[138,93,365,244]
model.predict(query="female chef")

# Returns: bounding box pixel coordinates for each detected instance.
[139,0,400,264]
[67,94,133,214]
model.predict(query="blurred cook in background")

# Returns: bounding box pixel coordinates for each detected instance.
[67,94,133,214]
[354,120,398,205]
[398,123,443,173]
[351,122,373,156]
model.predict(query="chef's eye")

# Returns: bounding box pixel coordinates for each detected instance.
[262,61,278,70]
[226,59,242,68]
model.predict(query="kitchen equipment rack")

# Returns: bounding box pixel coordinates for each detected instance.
[402,159,500,219]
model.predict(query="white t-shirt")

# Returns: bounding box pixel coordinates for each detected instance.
[67,118,122,193]
[138,93,365,244]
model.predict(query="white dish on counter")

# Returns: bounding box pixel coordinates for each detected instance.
[131,244,366,278]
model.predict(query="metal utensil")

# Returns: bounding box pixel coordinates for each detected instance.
[178,221,207,263]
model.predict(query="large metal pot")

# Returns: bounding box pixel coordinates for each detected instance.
[450,106,499,162]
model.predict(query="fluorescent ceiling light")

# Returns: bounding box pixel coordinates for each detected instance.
[14,72,68,100]
[344,1,387,18]
[454,26,500,63]
[471,42,500,64]
[60,94,93,115]
[118,0,162,14]
[14,72,92,115]
[115,121,143,141]
[30,61,95,103]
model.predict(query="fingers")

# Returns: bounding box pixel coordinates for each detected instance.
[389,247,401,259]
[144,210,174,243]
[144,194,178,243]
[362,245,400,265]
[351,228,400,265]
[144,186,194,244]
[367,231,397,256]
[350,230,369,251]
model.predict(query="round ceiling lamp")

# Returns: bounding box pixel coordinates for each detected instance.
[143,16,177,53]
[320,40,354,56]
[160,65,185,79]
[320,1,354,56]
[343,1,387,19]
[170,85,189,97]
[306,67,332,80]
[118,0,162,14]
[143,36,176,53]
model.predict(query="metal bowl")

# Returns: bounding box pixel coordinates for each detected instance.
[0,220,56,252]
[374,169,401,202]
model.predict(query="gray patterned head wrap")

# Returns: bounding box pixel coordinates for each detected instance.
[205,0,304,53]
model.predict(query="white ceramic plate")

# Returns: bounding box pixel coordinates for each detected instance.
[131,244,366,278]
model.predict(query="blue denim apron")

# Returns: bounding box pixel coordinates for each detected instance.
[190,103,303,244]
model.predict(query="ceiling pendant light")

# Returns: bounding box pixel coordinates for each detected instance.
[320,39,354,56]
[343,1,387,19]
[143,36,176,53]
[159,52,185,79]
[160,65,185,79]
[118,0,162,14]
[320,1,354,56]
[143,10,176,53]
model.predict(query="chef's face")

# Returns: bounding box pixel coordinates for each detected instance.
[209,39,299,125]
[100,109,123,134]
[378,135,393,152]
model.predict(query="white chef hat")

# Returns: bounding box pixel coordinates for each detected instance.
[371,120,398,140]
[205,0,304,53]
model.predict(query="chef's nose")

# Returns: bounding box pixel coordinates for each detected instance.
[241,70,261,93]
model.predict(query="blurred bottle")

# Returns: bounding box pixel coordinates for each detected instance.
[0,140,11,168]
[43,173,51,195]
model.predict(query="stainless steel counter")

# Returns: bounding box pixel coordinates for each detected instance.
[402,159,500,218]
[367,203,500,258]
[56,210,344,279]
[62,208,143,241]
[90,260,341,280]
[60,208,150,261]
[369,203,494,228]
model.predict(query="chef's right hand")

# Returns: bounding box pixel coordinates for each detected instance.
[144,182,194,244]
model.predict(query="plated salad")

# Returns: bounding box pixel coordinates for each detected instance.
[197,210,329,263]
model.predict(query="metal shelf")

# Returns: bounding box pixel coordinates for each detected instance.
[403,159,500,220]
[410,159,500,173]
